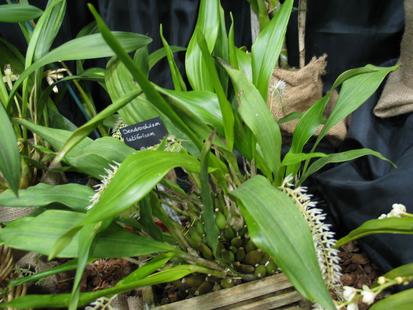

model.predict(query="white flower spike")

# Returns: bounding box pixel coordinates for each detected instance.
[280,176,342,296]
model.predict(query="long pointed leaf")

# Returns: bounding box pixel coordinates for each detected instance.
[0,183,93,211]
[0,104,20,194]
[185,0,219,91]
[0,4,42,22]
[157,88,223,132]
[251,0,293,100]
[318,65,397,140]
[160,25,186,91]
[301,148,394,184]
[0,210,175,258]
[197,32,234,150]
[231,176,335,309]
[1,265,210,309]
[335,217,413,248]
[200,133,219,255]
[370,288,413,310]
[223,63,281,176]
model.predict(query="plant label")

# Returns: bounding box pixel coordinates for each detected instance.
[120,117,168,150]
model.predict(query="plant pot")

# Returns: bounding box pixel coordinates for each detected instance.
[146,273,310,310]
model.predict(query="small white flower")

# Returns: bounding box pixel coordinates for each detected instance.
[389,203,407,217]
[377,276,386,285]
[346,303,359,310]
[343,286,357,302]
[45,68,67,93]
[361,285,376,305]
[378,203,407,219]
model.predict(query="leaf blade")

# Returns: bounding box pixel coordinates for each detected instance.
[251,0,293,100]
[0,104,20,194]
[0,183,93,211]
[336,217,413,248]
[231,176,335,309]
[0,3,42,22]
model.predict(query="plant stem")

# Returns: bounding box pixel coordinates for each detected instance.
[298,0,307,68]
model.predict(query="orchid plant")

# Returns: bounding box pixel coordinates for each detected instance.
[0,1,398,310]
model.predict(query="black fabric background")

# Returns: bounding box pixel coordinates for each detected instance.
[0,0,411,272]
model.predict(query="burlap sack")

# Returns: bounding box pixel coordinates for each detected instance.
[269,55,347,141]
[374,0,413,118]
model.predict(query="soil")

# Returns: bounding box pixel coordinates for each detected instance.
[339,242,381,310]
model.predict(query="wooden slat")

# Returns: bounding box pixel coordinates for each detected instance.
[154,273,299,310]
[231,291,302,310]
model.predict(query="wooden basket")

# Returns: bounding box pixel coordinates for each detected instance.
[151,273,310,310]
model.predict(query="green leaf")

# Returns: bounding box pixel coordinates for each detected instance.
[289,95,329,155]
[336,217,413,248]
[160,25,186,91]
[289,65,397,179]
[236,48,252,81]
[53,89,142,164]
[228,15,238,69]
[231,176,335,309]
[65,137,134,179]
[200,133,219,255]
[0,4,42,22]
[300,148,395,184]
[1,265,210,309]
[251,0,293,100]
[214,3,229,90]
[9,31,151,102]
[157,88,223,132]
[279,111,303,124]
[282,152,327,166]
[16,119,134,179]
[383,263,413,281]
[80,150,201,225]
[118,254,174,285]
[223,63,281,176]
[0,183,93,211]
[148,46,186,70]
[105,58,158,125]
[26,0,66,66]
[0,104,20,194]
[318,65,398,140]
[139,195,164,240]
[69,223,100,310]
[197,32,234,149]
[88,4,202,150]
[0,210,175,258]
[370,288,413,310]
[185,0,219,91]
